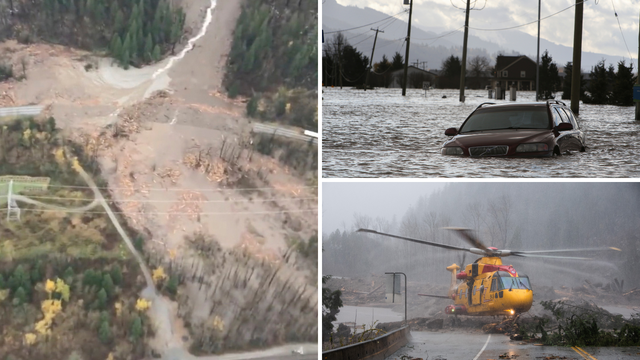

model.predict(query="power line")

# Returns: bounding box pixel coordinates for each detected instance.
[324,10,408,35]
[610,0,634,67]
[0,195,317,203]
[6,182,317,192]
[0,208,317,215]
[468,0,589,32]
[412,26,465,41]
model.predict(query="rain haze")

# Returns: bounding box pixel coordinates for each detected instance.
[322,182,446,233]
[323,182,640,288]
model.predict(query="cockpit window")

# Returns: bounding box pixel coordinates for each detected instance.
[498,276,531,290]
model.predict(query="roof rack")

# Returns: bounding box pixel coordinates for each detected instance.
[476,102,496,110]
[546,99,567,106]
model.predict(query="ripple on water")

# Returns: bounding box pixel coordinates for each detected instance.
[322,88,640,178]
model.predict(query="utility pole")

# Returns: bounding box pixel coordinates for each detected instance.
[636,7,640,120]
[402,0,414,96]
[364,28,383,91]
[536,0,541,102]
[571,0,583,115]
[459,0,471,103]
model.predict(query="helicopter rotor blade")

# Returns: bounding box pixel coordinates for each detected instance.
[510,253,592,260]
[443,227,488,251]
[356,229,472,253]
[511,247,621,255]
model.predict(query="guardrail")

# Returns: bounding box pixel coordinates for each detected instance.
[252,123,318,145]
[322,326,410,360]
[0,105,43,118]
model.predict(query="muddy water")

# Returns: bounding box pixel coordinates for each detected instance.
[322,88,640,178]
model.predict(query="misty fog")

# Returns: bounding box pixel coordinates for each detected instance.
[322,182,640,290]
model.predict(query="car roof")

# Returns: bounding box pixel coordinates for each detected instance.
[474,102,559,113]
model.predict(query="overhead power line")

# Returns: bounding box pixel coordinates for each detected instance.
[0,195,317,203]
[0,208,317,216]
[324,10,408,35]
[469,0,589,32]
[5,182,317,192]
[610,0,634,67]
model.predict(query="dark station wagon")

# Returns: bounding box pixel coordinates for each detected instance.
[441,100,586,157]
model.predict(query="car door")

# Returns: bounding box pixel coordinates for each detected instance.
[561,107,586,149]
[552,107,581,152]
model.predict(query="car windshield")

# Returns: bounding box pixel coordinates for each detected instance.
[460,107,550,133]
[499,277,531,290]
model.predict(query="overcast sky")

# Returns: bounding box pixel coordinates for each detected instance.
[334,0,639,64]
[322,182,446,233]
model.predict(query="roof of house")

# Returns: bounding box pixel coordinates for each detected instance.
[390,65,438,77]
[495,55,536,72]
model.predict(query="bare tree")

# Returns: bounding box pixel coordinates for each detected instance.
[468,55,490,89]
[486,195,513,248]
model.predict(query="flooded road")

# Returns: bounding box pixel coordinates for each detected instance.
[387,331,640,360]
[322,88,640,178]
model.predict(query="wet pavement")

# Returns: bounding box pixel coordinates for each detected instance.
[322,88,640,178]
[386,331,640,360]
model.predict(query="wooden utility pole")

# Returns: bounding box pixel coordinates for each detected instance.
[365,28,383,91]
[402,0,414,96]
[536,0,541,102]
[636,7,640,120]
[571,0,584,115]
[459,0,471,103]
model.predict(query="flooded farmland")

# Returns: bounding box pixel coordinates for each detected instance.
[322,88,640,177]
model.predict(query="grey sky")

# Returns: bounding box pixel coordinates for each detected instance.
[322,182,446,234]
[335,0,639,64]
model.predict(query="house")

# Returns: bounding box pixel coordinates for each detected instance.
[389,66,438,88]
[492,55,537,91]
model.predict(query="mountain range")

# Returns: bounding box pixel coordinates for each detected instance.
[322,0,630,72]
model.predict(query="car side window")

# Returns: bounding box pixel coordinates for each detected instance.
[554,107,570,123]
[561,108,579,129]
[551,107,563,126]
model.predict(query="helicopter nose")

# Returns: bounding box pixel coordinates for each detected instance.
[506,289,533,313]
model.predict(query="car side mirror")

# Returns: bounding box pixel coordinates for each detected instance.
[555,123,573,131]
[445,128,458,136]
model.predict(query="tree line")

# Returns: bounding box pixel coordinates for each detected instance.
[322,33,636,106]
[0,0,185,68]
[226,0,317,131]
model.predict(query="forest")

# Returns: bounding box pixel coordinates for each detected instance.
[0,0,185,68]
[0,116,156,360]
[226,0,318,131]
[323,183,640,289]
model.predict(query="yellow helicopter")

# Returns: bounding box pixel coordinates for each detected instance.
[357,227,621,317]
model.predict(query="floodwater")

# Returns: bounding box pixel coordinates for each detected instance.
[322,88,640,178]
[334,305,403,329]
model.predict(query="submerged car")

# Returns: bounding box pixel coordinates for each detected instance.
[441,100,586,157]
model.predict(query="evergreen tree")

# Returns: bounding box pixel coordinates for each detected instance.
[63,267,75,285]
[13,286,27,305]
[584,60,611,104]
[151,45,161,62]
[9,265,31,293]
[113,36,123,60]
[97,288,107,309]
[165,274,178,295]
[115,10,125,37]
[144,33,153,62]
[102,274,115,298]
[130,315,143,342]
[98,317,111,344]
[83,269,99,287]
[110,264,123,286]
[538,50,560,100]
[611,60,636,106]
[391,52,404,71]
[0,274,5,289]
[31,260,44,283]
[561,62,586,100]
